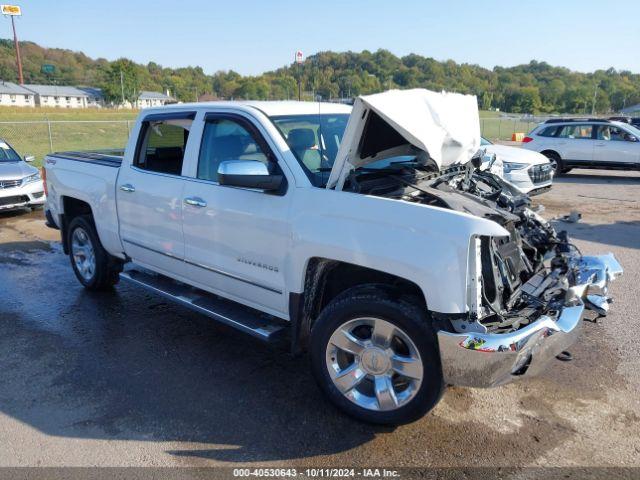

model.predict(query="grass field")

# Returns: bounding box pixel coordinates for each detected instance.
[0,107,538,168]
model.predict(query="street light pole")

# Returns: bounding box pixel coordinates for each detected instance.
[10,15,23,84]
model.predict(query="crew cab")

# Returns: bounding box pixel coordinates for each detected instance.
[44,89,622,425]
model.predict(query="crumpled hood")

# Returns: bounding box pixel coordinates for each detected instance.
[327,88,481,190]
[483,144,549,166]
[0,161,37,181]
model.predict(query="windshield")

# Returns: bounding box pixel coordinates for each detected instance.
[272,114,424,186]
[622,123,640,137]
[0,140,21,162]
[271,114,349,186]
[480,136,492,146]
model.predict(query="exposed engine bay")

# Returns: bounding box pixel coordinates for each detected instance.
[343,154,608,335]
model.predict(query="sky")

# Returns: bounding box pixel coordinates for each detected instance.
[6,0,639,76]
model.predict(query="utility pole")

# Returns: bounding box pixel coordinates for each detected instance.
[2,5,24,84]
[120,70,125,104]
[591,82,599,115]
[10,15,22,84]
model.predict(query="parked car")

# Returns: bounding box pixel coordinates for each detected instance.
[480,137,553,195]
[608,116,640,130]
[43,89,622,425]
[522,118,640,174]
[0,139,45,212]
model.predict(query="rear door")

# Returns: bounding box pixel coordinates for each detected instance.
[116,111,195,276]
[592,124,640,166]
[556,123,596,164]
[181,113,292,317]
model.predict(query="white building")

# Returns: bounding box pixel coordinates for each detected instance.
[77,87,104,108]
[136,90,174,108]
[23,85,104,109]
[0,81,35,107]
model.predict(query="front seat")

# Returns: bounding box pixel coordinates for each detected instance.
[287,128,321,171]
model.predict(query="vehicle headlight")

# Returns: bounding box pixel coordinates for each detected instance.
[502,162,528,173]
[21,172,41,185]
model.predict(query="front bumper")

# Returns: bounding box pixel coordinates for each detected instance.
[0,180,46,211]
[437,253,623,388]
[505,170,552,194]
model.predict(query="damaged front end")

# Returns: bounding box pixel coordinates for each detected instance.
[344,160,623,387]
[428,163,623,387]
[331,89,623,387]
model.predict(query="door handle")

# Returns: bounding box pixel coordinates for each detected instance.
[184,197,207,208]
[120,184,135,192]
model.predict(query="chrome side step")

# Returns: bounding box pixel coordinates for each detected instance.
[120,268,288,342]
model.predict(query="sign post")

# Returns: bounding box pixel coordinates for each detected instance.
[1,5,23,85]
[295,50,303,101]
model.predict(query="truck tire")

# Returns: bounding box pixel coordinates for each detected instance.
[67,215,122,290]
[310,286,444,425]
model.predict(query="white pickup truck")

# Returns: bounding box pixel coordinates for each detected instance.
[44,89,622,425]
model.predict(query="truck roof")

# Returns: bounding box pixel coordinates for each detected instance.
[141,100,352,117]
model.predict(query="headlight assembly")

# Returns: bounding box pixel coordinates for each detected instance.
[21,172,41,185]
[502,162,528,174]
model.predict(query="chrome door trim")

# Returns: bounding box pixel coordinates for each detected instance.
[122,238,183,261]
[183,258,283,295]
[122,238,282,295]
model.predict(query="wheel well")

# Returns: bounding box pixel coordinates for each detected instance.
[60,197,93,254]
[290,258,426,354]
[541,149,560,160]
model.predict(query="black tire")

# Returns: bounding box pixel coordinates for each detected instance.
[67,215,122,290]
[543,151,565,175]
[310,285,444,425]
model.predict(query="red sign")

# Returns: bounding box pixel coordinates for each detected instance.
[295,50,304,64]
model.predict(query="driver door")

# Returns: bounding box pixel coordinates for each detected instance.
[593,125,640,165]
[181,113,291,317]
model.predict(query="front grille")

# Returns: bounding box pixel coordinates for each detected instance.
[0,179,21,189]
[0,195,28,207]
[528,164,553,184]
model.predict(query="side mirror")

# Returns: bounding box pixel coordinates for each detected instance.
[217,160,283,191]
[24,155,35,163]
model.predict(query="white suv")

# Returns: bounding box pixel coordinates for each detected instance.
[522,119,640,175]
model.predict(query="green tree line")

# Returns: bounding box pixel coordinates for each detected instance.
[1,39,639,114]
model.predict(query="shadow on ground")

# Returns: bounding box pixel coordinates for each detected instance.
[551,220,640,250]
[553,171,640,186]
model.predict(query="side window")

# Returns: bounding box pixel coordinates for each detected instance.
[197,118,269,182]
[557,124,592,139]
[597,125,627,142]
[135,118,193,175]
[538,125,560,137]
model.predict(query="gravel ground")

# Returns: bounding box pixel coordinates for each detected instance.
[0,169,638,472]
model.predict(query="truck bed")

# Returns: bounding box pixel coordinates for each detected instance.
[47,150,124,168]
[44,149,124,257]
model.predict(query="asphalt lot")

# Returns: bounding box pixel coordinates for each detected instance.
[0,169,639,470]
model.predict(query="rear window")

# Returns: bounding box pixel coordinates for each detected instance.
[537,125,561,137]
[134,118,193,175]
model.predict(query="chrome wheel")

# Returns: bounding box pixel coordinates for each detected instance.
[325,317,423,412]
[71,227,96,282]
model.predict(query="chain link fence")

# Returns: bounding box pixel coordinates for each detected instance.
[480,117,541,142]
[0,120,133,166]
[0,117,546,167]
